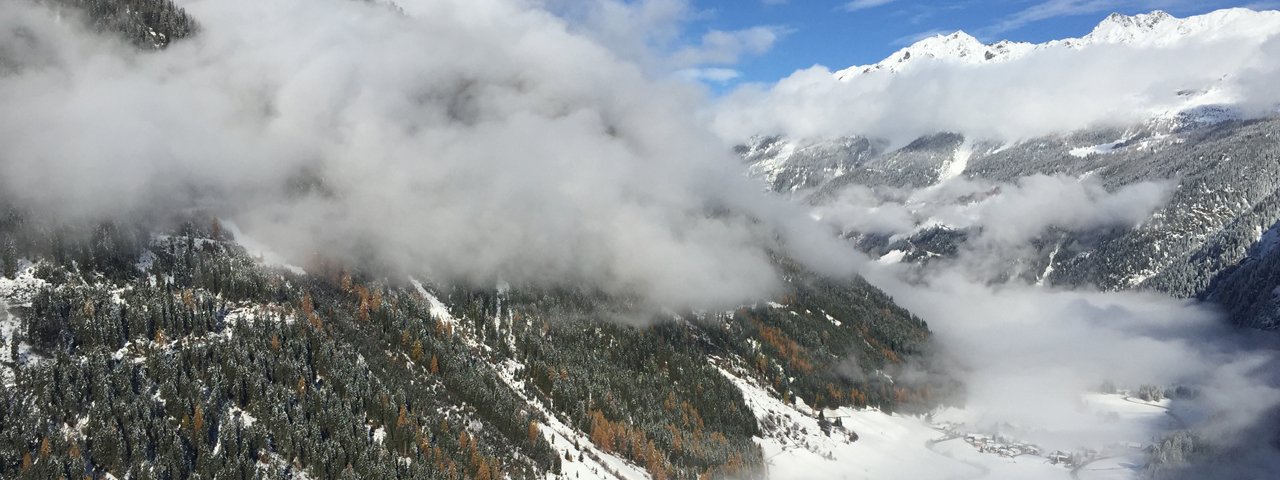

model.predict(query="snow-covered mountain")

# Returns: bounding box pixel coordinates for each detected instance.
[739,8,1280,330]
[835,8,1280,79]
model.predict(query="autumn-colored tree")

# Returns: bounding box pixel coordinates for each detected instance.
[458,430,470,452]
[411,340,425,363]
[154,329,167,346]
[210,218,223,239]
[270,334,281,351]
[193,405,205,435]
[20,452,31,470]
[430,355,440,375]
[665,424,684,453]
[662,392,677,412]
[894,387,909,404]
[39,437,51,458]
[527,420,540,443]
[301,293,315,320]
[396,404,410,428]
[756,322,813,373]
[849,388,868,408]
[826,383,845,403]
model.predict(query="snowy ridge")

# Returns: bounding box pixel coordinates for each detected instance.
[835,32,1034,78]
[835,8,1280,80]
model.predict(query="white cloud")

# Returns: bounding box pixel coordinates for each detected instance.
[863,262,1280,456]
[844,0,898,12]
[0,0,851,311]
[673,25,788,67]
[825,172,1280,467]
[713,17,1280,144]
[677,67,741,83]
[542,0,785,78]
[988,0,1127,34]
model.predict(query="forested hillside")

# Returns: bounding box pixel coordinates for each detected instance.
[0,211,938,479]
[43,0,197,48]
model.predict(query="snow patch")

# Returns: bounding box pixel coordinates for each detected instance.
[0,260,47,306]
[940,141,972,181]
[410,278,458,325]
[1069,139,1128,157]
[878,250,907,265]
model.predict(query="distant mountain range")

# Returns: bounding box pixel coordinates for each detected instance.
[737,8,1280,330]
[835,9,1280,79]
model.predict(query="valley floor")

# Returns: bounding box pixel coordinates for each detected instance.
[718,367,1173,480]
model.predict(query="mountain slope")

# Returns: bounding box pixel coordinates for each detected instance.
[733,8,1280,330]
[0,212,939,479]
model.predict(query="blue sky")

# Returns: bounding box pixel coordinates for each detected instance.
[678,0,1276,85]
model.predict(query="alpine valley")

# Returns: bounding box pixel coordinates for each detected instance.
[2,2,1280,480]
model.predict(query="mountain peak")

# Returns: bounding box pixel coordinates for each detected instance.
[835,8,1280,81]
[834,30,1031,79]
[1086,10,1177,43]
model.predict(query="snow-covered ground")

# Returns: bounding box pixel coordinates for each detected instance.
[0,297,14,386]
[716,364,968,479]
[941,142,973,182]
[1069,139,1128,158]
[715,362,1177,480]
[409,278,460,328]
[0,259,46,305]
[1,260,47,386]
[419,285,650,480]
[496,359,650,480]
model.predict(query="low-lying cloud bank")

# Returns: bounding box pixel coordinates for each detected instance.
[864,261,1280,477]
[0,0,851,309]
[816,174,1173,245]
[822,173,1280,476]
[712,10,1280,144]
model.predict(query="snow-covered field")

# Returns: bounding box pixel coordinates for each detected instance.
[715,363,1176,480]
